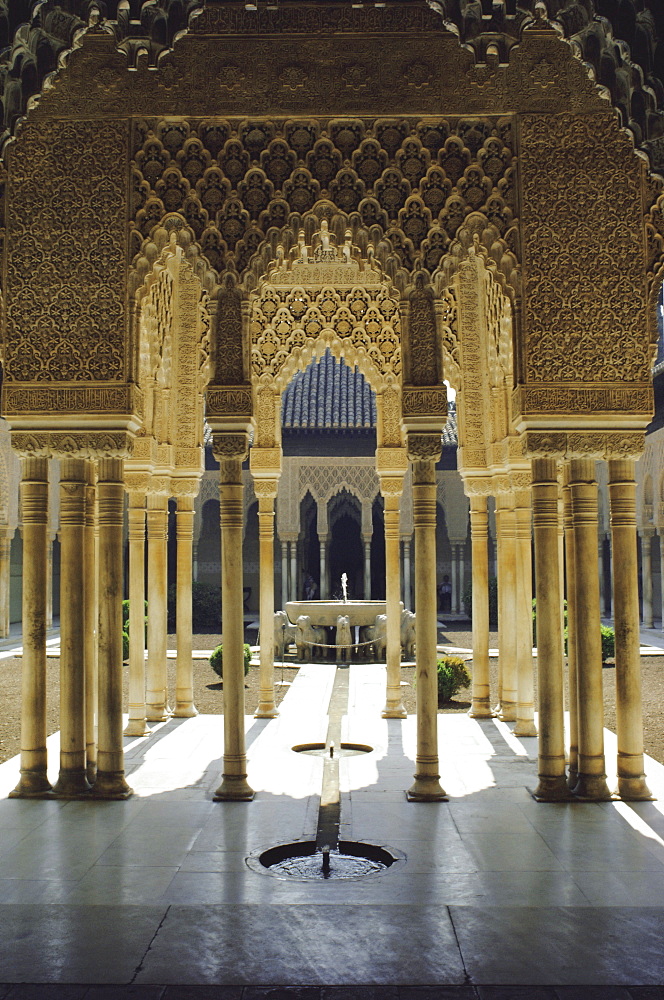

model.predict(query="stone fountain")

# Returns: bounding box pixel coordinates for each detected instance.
[286,572,392,628]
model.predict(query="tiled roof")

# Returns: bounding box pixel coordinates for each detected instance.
[282,350,375,432]
[281,349,458,445]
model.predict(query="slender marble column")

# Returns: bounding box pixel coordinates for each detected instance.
[192,541,198,583]
[531,457,569,800]
[281,539,288,611]
[382,488,406,718]
[318,536,327,599]
[450,544,458,613]
[659,528,664,631]
[569,458,610,800]
[45,531,54,630]
[496,494,518,722]
[146,493,169,721]
[469,493,492,718]
[363,536,372,599]
[124,493,150,736]
[255,486,278,719]
[94,458,132,798]
[214,436,254,800]
[11,458,50,797]
[598,535,607,618]
[291,540,299,600]
[407,435,446,802]
[0,528,12,638]
[562,467,579,791]
[84,464,98,784]
[174,495,198,718]
[54,458,90,797]
[514,489,537,737]
[609,459,651,799]
[403,537,412,610]
[640,529,654,628]
[458,544,465,613]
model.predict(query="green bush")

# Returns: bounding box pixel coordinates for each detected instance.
[122,599,148,641]
[437,656,472,704]
[210,643,252,679]
[462,577,498,629]
[169,583,222,632]
[601,624,615,664]
[122,631,129,661]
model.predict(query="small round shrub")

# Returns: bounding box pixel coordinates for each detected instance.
[600,624,615,664]
[122,631,129,661]
[210,643,252,679]
[437,656,472,704]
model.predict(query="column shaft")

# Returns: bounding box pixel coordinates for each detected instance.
[174,497,197,718]
[363,537,372,599]
[450,544,458,613]
[84,465,98,784]
[11,458,50,796]
[291,541,299,601]
[256,494,277,718]
[53,458,90,796]
[496,497,517,721]
[215,447,254,801]
[531,457,569,800]
[609,459,651,799]
[281,539,288,612]
[382,494,406,718]
[403,537,412,610]
[641,530,654,628]
[95,458,131,798]
[125,495,150,736]
[318,538,327,600]
[0,530,12,639]
[514,493,536,737]
[569,458,610,800]
[407,451,446,802]
[562,468,579,791]
[469,495,491,718]
[45,531,54,629]
[146,494,169,721]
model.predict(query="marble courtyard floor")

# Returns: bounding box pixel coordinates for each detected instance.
[1,661,664,996]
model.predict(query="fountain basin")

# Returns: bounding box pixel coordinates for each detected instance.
[248,840,403,881]
[285,599,396,627]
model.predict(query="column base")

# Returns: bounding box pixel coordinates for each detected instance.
[514,718,538,737]
[92,771,133,799]
[572,773,612,801]
[254,704,279,719]
[498,701,517,723]
[214,774,255,801]
[52,769,92,798]
[173,704,198,719]
[86,763,97,786]
[407,773,448,802]
[124,718,152,736]
[567,765,579,792]
[9,770,52,798]
[469,699,493,719]
[382,706,408,719]
[146,706,170,722]
[617,775,654,800]
[532,774,574,801]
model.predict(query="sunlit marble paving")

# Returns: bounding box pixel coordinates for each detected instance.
[1,660,664,987]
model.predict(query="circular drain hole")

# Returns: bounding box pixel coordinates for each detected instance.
[248,840,402,881]
[292,742,373,757]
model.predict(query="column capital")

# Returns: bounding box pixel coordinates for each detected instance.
[12,431,133,461]
[171,477,201,498]
[378,476,405,499]
[406,431,442,464]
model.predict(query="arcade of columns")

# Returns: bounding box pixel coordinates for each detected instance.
[2,2,664,804]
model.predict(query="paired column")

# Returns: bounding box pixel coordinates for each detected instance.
[468,492,492,718]
[0,527,13,638]
[531,457,569,800]
[406,434,446,802]
[254,477,279,719]
[608,459,651,799]
[363,535,372,599]
[214,434,254,801]
[95,457,131,798]
[402,537,412,610]
[125,491,150,736]
[53,458,90,796]
[281,539,288,611]
[495,494,517,721]
[146,492,170,721]
[11,457,50,797]
[381,480,406,719]
[514,487,536,737]
[318,536,327,599]
[640,528,654,628]
[174,493,198,718]
[568,458,610,800]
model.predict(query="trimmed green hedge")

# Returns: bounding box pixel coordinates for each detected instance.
[210,643,252,679]
[437,656,471,704]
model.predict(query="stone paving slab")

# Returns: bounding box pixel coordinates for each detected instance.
[0,987,664,998]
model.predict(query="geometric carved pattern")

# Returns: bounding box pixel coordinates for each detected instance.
[5,121,128,383]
